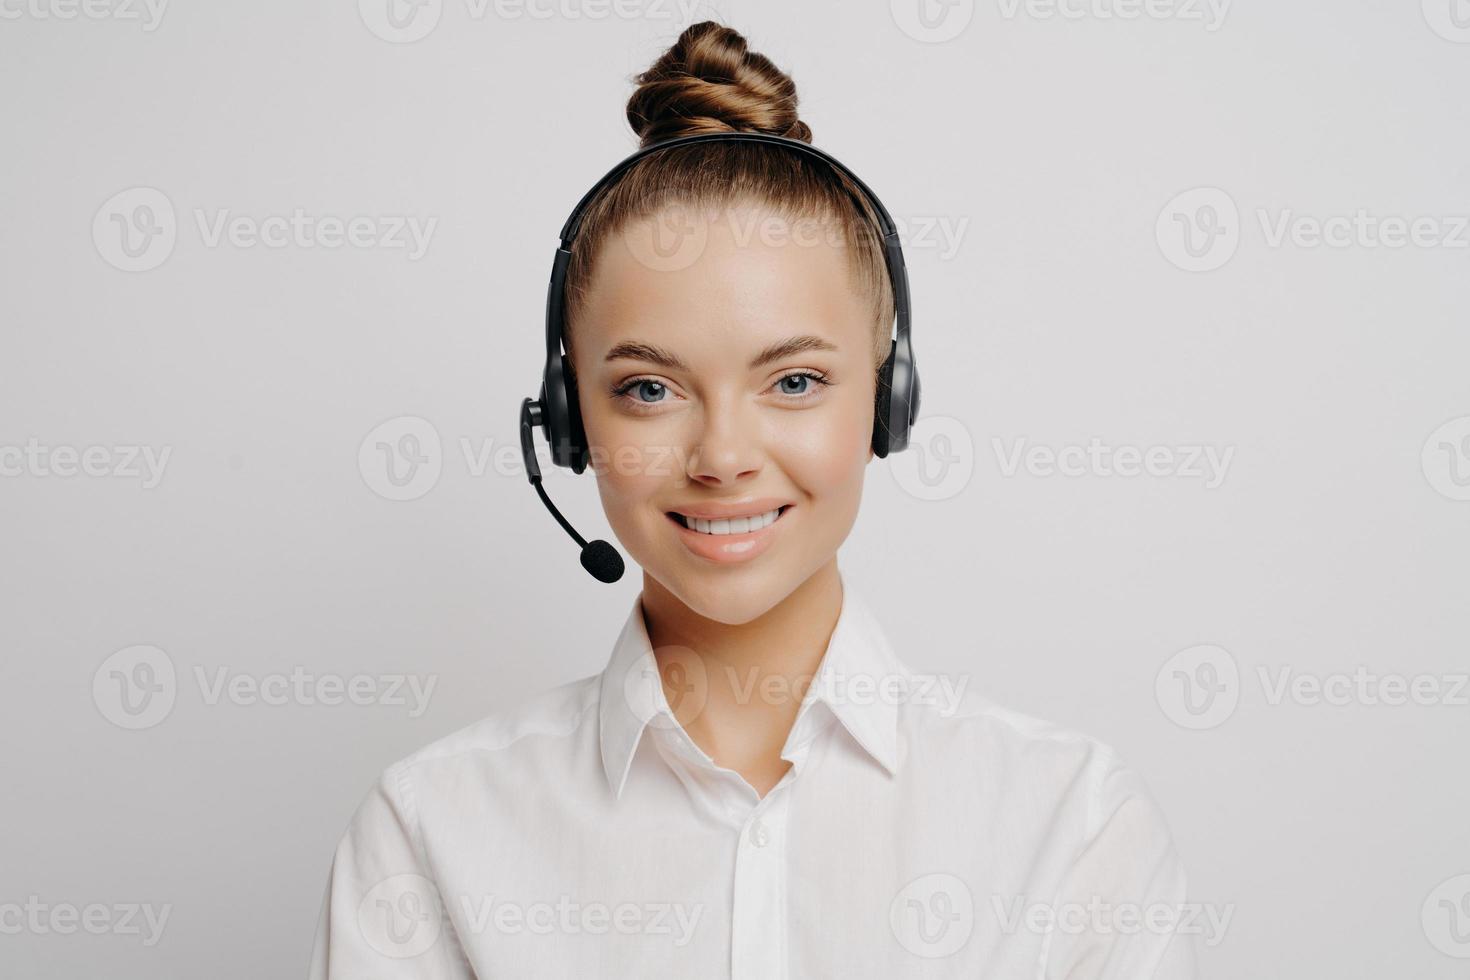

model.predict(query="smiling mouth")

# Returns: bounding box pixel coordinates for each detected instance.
[666,505,792,536]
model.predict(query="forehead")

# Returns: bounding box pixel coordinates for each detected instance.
[576,200,871,363]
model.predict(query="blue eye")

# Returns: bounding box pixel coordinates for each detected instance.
[610,377,673,408]
[778,374,812,396]
[633,380,666,403]
[773,371,832,400]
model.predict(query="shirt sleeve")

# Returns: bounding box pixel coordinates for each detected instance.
[307,763,477,980]
[1040,747,1200,980]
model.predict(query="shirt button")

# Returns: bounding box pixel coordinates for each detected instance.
[749,820,771,848]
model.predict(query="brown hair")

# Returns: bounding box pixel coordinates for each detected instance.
[562,20,896,373]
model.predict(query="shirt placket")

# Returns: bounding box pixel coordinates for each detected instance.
[648,702,828,980]
[730,779,792,980]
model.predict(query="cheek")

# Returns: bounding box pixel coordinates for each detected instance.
[775,391,874,500]
[583,412,683,541]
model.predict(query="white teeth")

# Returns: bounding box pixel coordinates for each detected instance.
[682,507,783,535]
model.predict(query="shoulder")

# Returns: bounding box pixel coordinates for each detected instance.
[377,672,603,791]
[909,681,1121,767]
[905,684,1171,838]
[324,674,606,871]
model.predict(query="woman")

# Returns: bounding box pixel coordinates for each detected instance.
[309,21,1196,979]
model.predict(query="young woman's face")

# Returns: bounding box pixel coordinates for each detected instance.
[571,200,878,625]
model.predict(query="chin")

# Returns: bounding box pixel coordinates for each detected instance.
[655,569,794,626]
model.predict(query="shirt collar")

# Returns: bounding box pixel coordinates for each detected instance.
[597,571,908,799]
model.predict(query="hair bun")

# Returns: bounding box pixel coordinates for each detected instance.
[626,21,813,147]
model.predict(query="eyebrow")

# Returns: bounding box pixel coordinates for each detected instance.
[603,335,839,371]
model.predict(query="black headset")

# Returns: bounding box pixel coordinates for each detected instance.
[519,131,921,583]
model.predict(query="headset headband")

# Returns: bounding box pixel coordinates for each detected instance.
[547,131,912,368]
[557,131,901,241]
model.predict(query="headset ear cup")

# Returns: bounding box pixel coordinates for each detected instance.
[871,349,897,459]
[889,367,918,454]
[563,361,589,474]
[909,369,921,438]
[542,353,586,473]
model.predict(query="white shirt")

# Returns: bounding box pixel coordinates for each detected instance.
[308,571,1197,979]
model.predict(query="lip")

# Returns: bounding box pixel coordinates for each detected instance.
[666,503,792,564]
[665,497,794,521]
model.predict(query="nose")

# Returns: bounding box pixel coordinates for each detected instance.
[683,397,763,488]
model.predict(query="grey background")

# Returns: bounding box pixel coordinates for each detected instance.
[2,1,1468,977]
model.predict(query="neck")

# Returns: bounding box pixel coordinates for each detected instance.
[638,560,845,796]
